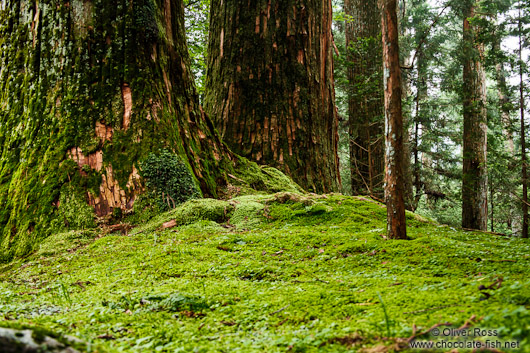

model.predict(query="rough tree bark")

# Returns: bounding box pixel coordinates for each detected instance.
[412,51,427,211]
[494,34,517,232]
[204,0,341,193]
[462,3,488,231]
[518,9,528,238]
[380,0,407,239]
[344,0,384,197]
[0,0,235,259]
[495,55,515,155]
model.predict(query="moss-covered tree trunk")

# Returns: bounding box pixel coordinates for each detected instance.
[0,0,233,259]
[344,0,384,198]
[462,3,488,231]
[204,0,340,193]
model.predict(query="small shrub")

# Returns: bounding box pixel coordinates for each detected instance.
[140,150,201,212]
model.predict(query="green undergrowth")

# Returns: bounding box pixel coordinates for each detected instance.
[0,194,529,352]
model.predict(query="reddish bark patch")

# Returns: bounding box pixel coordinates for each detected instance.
[68,148,104,171]
[121,83,132,131]
[220,29,224,57]
[95,121,113,141]
[67,147,141,217]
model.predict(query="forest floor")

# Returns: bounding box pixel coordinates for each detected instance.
[0,193,529,352]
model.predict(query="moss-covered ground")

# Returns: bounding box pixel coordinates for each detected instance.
[0,193,529,352]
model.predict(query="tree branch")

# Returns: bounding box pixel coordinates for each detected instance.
[401,4,449,70]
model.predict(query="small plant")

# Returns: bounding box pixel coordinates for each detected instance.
[140,150,201,212]
[60,283,72,306]
[377,292,393,338]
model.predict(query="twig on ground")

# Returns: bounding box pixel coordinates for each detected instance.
[271,305,290,315]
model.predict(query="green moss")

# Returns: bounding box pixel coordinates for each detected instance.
[302,204,331,216]
[134,0,160,44]
[229,200,265,230]
[56,185,97,230]
[127,194,161,225]
[232,157,304,195]
[132,198,235,235]
[170,199,233,224]
[180,220,228,234]
[35,229,97,258]
[0,195,529,352]
[140,150,201,212]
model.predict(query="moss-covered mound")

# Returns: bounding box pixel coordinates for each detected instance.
[1,195,529,352]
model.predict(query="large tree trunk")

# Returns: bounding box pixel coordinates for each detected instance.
[0,0,233,259]
[381,0,407,239]
[204,0,340,193]
[344,0,384,198]
[462,3,488,231]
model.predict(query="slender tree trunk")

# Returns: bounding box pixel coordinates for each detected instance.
[381,0,407,239]
[519,10,528,238]
[495,62,515,155]
[462,3,488,231]
[412,52,428,211]
[0,0,235,259]
[494,33,517,233]
[344,0,384,197]
[490,179,494,232]
[399,24,414,212]
[204,0,340,193]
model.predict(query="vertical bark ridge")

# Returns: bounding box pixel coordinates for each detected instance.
[205,0,340,193]
[381,0,407,239]
[462,3,488,231]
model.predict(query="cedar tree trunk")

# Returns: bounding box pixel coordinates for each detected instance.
[462,3,488,231]
[204,0,340,193]
[381,0,407,239]
[519,10,528,238]
[494,35,517,232]
[412,51,428,210]
[0,0,232,259]
[344,0,385,197]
